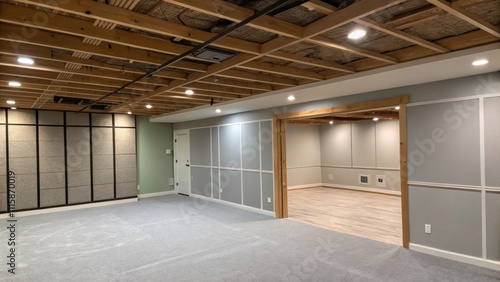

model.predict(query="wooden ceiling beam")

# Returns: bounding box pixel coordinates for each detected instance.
[184,82,258,96]
[13,0,261,54]
[268,51,355,73]
[427,0,500,38]
[164,0,302,38]
[218,70,298,86]
[240,61,324,81]
[303,0,449,54]
[197,77,274,91]
[0,3,206,72]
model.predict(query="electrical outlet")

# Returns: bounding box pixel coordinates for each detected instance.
[137,185,140,191]
[166,149,171,155]
[220,188,223,193]
[267,197,271,203]
[168,178,174,186]
[376,175,386,187]
[425,224,431,234]
[328,174,333,180]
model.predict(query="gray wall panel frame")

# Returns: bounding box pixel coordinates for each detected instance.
[241,122,260,170]
[190,128,211,166]
[242,171,261,209]
[484,97,500,187]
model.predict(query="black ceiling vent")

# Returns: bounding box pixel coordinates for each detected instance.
[53,96,114,110]
[190,47,236,62]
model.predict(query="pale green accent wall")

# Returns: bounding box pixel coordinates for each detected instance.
[136,116,174,194]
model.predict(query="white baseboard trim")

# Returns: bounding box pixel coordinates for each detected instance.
[138,190,176,198]
[410,243,500,271]
[190,194,275,217]
[0,198,138,219]
[322,183,401,196]
[288,183,323,190]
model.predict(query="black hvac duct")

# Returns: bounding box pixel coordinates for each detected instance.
[79,0,295,112]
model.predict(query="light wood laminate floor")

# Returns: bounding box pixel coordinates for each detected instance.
[288,187,402,245]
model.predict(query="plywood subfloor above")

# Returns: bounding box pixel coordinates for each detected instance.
[287,187,402,245]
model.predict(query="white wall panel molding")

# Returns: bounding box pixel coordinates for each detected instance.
[408,181,482,191]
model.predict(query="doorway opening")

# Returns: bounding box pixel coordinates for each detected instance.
[273,96,409,248]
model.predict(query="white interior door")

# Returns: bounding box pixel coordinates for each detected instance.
[174,131,190,195]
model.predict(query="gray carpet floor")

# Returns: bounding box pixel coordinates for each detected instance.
[1,194,499,281]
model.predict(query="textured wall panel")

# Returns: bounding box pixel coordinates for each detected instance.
[220,169,241,204]
[211,127,218,166]
[94,184,114,201]
[261,173,273,211]
[375,120,400,169]
[66,127,91,203]
[66,112,89,126]
[115,114,135,127]
[212,168,220,199]
[407,101,480,185]
[40,188,65,207]
[115,127,136,198]
[8,125,37,210]
[115,128,136,155]
[39,111,63,125]
[409,186,482,257]
[220,125,241,169]
[8,109,36,124]
[484,97,500,187]
[242,122,260,170]
[260,121,273,172]
[320,123,352,166]
[92,114,112,127]
[242,171,261,209]
[116,182,136,198]
[92,128,113,201]
[191,166,212,197]
[190,128,211,166]
[0,109,5,123]
[351,121,376,168]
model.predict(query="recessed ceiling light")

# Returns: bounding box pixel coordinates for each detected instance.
[145,104,153,109]
[395,106,400,110]
[185,89,194,95]
[348,29,367,39]
[329,120,334,125]
[8,81,21,87]
[373,117,379,121]
[472,59,488,66]
[215,108,221,113]
[17,57,34,65]
[6,100,15,105]
[287,95,296,101]
[11,107,17,110]
[127,111,132,115]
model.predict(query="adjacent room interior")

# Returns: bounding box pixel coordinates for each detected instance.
[285,107,402,245]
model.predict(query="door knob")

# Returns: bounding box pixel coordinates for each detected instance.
[186,164,190,167]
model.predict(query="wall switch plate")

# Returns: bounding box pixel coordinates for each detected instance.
[328,174,333,180]
[267,197,271,203]
[137,185,140,191]
[166,149,171,155]
[376,175,386,187]
[425,224,431,234]
[220,188,223,193]
[168,178,174,186]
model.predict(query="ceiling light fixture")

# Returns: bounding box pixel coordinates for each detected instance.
[8,81,21,87]
[329,120,334,125]
[6,100,15,105]
[127,111,132,115]
[395,106,400,110]
[472,59,488,66]
[17,57,34,65]
[373,117,379,121]
[348,29,367,39]
[215,108,221,113]
[185,89,194,95]
[145,104,153,109]
[287,95,296,101]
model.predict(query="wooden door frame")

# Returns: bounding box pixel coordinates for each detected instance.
[272,96,410,248]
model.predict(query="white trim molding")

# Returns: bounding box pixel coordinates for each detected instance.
[0,198,138,219]
[138,190,176,198]
[410,243,500,271]
[322,183,401,196]
[288,183,323,190]
[190,194,274,217]
[408,181,482,191]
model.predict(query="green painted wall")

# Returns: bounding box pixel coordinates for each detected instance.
[136,116,174,195]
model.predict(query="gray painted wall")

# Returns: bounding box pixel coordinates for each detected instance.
[286,124,321,187]
[171,72,500,262]
[187,121,273,212]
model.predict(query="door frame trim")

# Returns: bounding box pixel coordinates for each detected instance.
[272,96,410,248]
[174,129,190,195]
